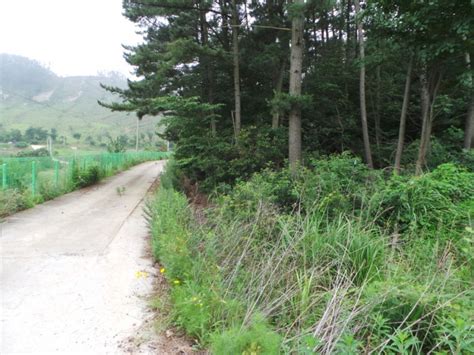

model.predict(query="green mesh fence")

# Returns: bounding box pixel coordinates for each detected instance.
[0,151,168,197]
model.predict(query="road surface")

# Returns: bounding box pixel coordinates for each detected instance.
[0,161,166,353]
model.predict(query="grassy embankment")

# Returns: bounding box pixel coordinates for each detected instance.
[148,154,473,354]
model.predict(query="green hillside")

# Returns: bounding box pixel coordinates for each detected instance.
[0,54,160,141]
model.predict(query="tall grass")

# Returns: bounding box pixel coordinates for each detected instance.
[149,156,474,354]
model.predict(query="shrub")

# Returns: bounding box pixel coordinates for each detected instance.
[169,280,217,342]
[210,315,282,355]
[0,189,34,217]
[38,179,63,200]
[71,165,101,188]
[303,152,382,214]
[173,126,287,191]
[16,148,49,157]
[14,141,28,148]
[400,131,474,173]
[148,155,473,353]
[361,280,474,353]
[220,167,299,218]
[375,163,474,239]
[159,157,183,191]
[221,152,382,218]
[147,187,193,280]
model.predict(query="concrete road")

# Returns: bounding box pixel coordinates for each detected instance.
[0,161,164,354]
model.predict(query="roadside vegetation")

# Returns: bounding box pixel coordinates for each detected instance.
[149,156,473,354]
[0,152,168,217]
[101,0,474,353]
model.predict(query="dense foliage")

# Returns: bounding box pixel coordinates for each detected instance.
[105,0,474,353]
[103,0,473,189]
[150,156,473,353]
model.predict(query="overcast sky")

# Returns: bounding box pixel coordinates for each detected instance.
[0,0,142,77]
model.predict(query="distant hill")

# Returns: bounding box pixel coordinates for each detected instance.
[0,54,160,140]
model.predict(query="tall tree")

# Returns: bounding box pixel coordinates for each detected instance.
[415,63,442,175]
[231,0,242,139]
[394,56,413,173]
[355,0,373,168]
[288,0,305,171]
[98,0,473,190]
[374,65,381,150]
[464,52,473,150]
[272,60,286,129]
[200,0,216,135]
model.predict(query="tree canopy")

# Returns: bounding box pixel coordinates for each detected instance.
[102,0,474,188]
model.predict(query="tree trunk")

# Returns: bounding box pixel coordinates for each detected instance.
[345,0,352,64]
[200,5,216,136]
[394,56,413,174]
[272,60,286,129]
[415,65,441,175]
[355,0,373,168]
[464,52,473,150]
[288,0,305,172]
[374,65,382,150]
[219,0,230,52]
[466,97,474,150]
[231,0,241,139]
[209,69,216,135]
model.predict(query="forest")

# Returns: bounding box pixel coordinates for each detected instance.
[104,0,474,353]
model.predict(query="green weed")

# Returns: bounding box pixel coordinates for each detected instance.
[149,154,474,353]
[210,315,281,355]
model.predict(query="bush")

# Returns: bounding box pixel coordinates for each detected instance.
[400,130,474,173]
[0,189,34,217]
[16,148,49,157]
[71,164,101,188]
[14,141,28,148]
[210,315,281,355]
[170,280,214,341]
[173,126,287,191]
[221,152,382,217]
[219,167,298,218]
[38,179,63,200]
[159,157,183,191]
[375,163,474,239]
[148,155,474,353]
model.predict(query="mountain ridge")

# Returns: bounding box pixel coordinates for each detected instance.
[0,54,158,139]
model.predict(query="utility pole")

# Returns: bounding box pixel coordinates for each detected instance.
[47,136,53,157]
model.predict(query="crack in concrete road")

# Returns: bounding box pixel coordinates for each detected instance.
[0,161,165,354]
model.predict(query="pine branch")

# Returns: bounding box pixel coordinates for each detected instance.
[130,0,229,18]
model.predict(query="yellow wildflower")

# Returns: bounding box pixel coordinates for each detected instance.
[135,271,149,279]
[173,280,181,285]
[160,267,166,274]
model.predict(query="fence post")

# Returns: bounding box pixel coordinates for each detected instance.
[32,161,37,196]
[54,160,59,188]
[2,163,6,189]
